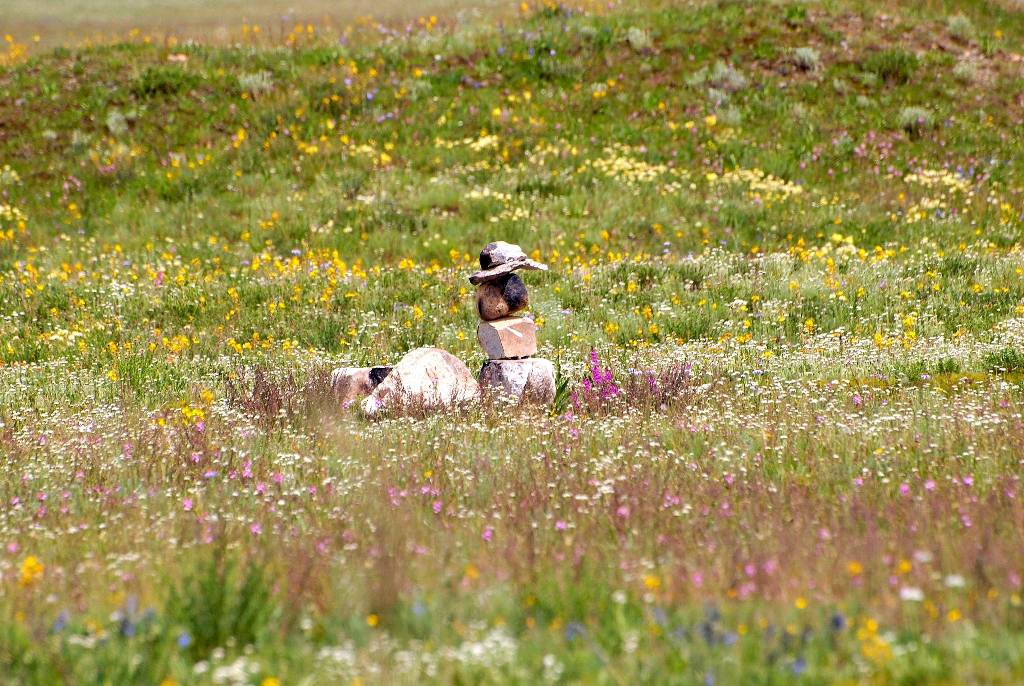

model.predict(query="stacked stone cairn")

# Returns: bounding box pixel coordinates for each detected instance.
[471,241,556,405]
[329,241,556,416]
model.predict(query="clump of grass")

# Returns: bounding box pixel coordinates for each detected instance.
[707,87,728,107]
[898,106,934,135]
[684,68,705,87]
[69,128,91,149]
[626,26,653,53]
[105,109,128,136]
[783,4,807,27]
[984,347,1024,373]
[166,548,279,660]
[237,70,275,97]
[719,105,743,127]
[947,14,975,42]
[855,71,879,88]
[621,361,695,410]
[0,165,19,188]
[863,48,918,84]
[952,58,977,83]
[223,366,334,431]
[132,65,199,97]
[688,60,748,92]
[551,360,572,416]
[789,46,821,71]
[709,60,748,91]
[570,350,694,416]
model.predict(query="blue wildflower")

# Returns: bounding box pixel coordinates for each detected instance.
[699,620,715,644]
[564,621,585,642]
[50,610,69,634]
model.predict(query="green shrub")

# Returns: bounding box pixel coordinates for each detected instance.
[133,66,200,97]
[709,60,748,91]
[947,14,975,42]
[626,26,653,52]
[790,46,821,71]
[984,348,1024,373]
[105,109,129,136]
[863,49,918,84]
[783,4,807,27]
[551,359,571,416]
[687,61,748,92]
[237,70,275,98]
[898,106,934,135]
[166,548,279,659]
[953,59,977,83]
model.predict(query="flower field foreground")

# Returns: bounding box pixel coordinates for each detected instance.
[2,0,1024,683]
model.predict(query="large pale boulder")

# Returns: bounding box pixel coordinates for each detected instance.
[332,367,374,407]
[479,358,556,405]
[362,347,480,417]
[332,366,392,408]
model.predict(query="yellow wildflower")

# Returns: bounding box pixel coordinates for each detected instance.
[19,555,44,587]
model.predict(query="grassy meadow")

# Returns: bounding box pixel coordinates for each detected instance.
[2,0,1024,682]
[1,0,510,49]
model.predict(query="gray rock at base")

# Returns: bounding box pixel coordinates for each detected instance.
[362,347,480,417]
[479,358,556,405]
[476,273,529,321]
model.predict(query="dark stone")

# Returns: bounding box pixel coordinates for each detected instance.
[369,366,392,386]
[502,274,529,312]
[477,273,530,321]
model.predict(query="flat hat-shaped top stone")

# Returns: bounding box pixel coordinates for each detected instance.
[469,241,548,285]
[480,241,526,269]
